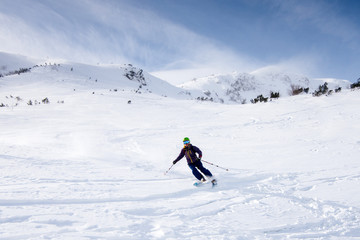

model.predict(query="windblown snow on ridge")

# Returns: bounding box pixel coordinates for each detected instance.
[180,69,351,104]
[0,52,208,107]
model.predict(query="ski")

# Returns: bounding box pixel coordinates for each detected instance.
[193,181,204,187]
[193,179,218,187]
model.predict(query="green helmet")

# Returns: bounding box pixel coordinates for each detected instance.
[183,137,190,143]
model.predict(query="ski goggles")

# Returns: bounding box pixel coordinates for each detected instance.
[183,141,190,144]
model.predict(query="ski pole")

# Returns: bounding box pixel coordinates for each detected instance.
[164,164,175,175]
[202,160,229,171]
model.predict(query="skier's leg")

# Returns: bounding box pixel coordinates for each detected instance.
[188,163,204,180]
[195,161,213,177]
[196,161,217,185]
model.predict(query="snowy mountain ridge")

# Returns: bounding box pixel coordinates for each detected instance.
[0,52,207,108]
[180,69,351,104]
[0,52,352,107]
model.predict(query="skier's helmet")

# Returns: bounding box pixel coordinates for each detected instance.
[183,137,190,144]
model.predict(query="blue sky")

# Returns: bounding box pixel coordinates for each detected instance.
[0,0,359,83]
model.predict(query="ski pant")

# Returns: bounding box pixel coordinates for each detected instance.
[188,160,212,180]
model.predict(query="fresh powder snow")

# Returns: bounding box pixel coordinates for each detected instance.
[0,53,360,239]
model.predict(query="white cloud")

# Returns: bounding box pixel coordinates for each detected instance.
[2,0,354,82]
[251,54,321,77]
[0,0,260,77]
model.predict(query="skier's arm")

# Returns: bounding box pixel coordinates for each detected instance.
[173,149,185,164]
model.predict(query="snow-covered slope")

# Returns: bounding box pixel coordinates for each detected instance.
[180,68,351,104]
[0,52,352,106]
[0,52,41,76]
[1,52,360,239]
[0,52,207,107]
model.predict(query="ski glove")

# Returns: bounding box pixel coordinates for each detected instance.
[173,159,179,165]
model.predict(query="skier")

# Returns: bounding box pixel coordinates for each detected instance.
[173,137,217,186]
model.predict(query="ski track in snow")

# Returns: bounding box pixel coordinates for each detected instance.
[1,63,360,239]
[1,153,360,239]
